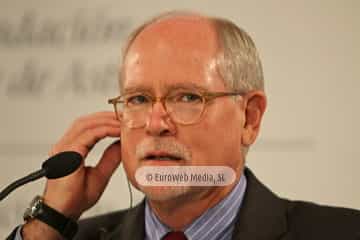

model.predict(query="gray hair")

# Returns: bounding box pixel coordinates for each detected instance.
[118,10,264,93]
[119,11,263,158]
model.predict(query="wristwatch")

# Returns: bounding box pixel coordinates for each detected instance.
[23,195,78,239]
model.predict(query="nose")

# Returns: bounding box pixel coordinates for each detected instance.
[145,101,176,136]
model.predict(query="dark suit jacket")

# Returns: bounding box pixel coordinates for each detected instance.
[8,168,360,240]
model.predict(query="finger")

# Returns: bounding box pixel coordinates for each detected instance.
[74,126,121,157]
[82,111,118,119]
[84,141,121,204]
[78,111,119,123]
[51,126,121,158]
[65,112,120,138]
[56,113,120,147]
[66,117,121,140]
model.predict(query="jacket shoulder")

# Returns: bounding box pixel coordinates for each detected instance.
[285,200,360,239]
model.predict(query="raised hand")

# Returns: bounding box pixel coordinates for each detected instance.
[43,111,122,219]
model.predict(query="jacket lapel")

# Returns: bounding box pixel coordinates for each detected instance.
[231,168,288,240]
[104,200,146,240]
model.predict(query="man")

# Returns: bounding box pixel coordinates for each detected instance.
[8,11,360,240]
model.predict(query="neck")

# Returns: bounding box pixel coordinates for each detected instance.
[148,179,238,230]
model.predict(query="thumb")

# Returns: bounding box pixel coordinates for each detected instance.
[95,139,122,183]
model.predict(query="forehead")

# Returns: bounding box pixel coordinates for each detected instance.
[122,15,226,93]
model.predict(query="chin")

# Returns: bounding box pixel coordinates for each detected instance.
[139,185,193,202]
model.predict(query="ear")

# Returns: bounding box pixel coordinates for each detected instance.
[240,91,267,146]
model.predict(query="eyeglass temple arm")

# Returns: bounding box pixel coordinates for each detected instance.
[108,96,123,104]
[204,91,245,101]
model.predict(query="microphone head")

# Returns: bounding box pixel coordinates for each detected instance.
[42,151,82,179]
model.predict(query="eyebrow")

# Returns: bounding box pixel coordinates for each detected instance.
[123,82,209,95]
[166,82,209,92]
[122,86,152,95]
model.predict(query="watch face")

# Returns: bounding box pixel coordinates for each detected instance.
[23,196,43,221]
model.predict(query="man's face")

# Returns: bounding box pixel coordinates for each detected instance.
[120,17,246,201]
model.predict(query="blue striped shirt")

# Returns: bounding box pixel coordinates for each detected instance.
[145,174,247,240]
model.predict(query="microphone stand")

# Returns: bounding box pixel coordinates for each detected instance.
[0,169,47,201]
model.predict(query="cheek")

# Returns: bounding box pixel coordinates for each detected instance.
[186,105,243,167]
[121,130,140,179]
[187,126,242,166]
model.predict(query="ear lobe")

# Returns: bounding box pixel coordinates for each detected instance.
[241,91,267,146]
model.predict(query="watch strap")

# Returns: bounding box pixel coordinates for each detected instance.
[37,202,78,239]
[24,196,78,239]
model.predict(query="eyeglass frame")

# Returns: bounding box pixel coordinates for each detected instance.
[108,89,246,127]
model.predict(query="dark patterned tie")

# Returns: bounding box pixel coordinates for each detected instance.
[161,231,188,240]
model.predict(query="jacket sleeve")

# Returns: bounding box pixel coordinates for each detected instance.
[6,225,23,240]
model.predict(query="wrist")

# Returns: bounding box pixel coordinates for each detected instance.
[22,219,63,240]
[42,195,82,220]
[24,195,78,239]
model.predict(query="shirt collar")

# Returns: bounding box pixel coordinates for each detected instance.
[145,173,247,240]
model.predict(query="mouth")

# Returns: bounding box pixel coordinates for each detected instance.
[143,151,183,162]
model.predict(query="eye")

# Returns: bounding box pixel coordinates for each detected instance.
[126,94,150,106]
[175,92,202,103]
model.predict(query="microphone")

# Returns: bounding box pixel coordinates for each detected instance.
[0,151,82,202]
